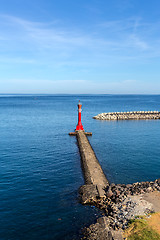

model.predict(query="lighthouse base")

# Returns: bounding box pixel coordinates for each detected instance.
[76,124,84,131]
[69,130,92,136]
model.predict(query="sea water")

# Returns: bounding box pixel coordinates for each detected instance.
[0,95,160,239]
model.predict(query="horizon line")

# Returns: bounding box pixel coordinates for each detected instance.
[0,93,160,96]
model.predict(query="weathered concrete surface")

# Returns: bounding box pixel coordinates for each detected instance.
[76,130,109,186]
[79,185,99,204]
[76,130,109,204]
[142,191,160,212]
[69,131,92,136]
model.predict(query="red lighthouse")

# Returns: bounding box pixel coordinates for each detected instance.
[69,101,92,136]
[76,100,84,131]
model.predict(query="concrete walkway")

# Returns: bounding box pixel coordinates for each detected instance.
[76,130,109,186]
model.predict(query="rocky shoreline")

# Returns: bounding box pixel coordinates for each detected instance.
[93,111,160,120]
[80,179,160,239]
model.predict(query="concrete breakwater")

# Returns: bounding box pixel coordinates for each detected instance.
[93,110,160,120]
[69,101,109,203]
[76,131,109,203]
[69,130,109,203]
[76,131,108,186]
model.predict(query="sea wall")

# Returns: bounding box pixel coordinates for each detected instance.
[75,130,109,203]
[93,111,160,120]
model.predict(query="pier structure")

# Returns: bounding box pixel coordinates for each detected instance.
[93,111,160,121]
[69,101,109,204]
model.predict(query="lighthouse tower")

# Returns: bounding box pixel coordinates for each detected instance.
[69,101,92,136]
[76,100,84,131]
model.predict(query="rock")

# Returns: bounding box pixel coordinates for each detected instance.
[97,216,110,228]
[146,187,153,192]
[110,183,115,188]
[156,178,160,185]
[82,216,122,240]
[79,184,98,204]
[106,189,113,198]
[93,111,160,121]
[81,179,160,238]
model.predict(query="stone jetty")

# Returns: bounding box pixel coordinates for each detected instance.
[93,111,160,120]
[77,131,109,204]
[69,101,109,204]
[70,130,109,203]
[76,131,108,187]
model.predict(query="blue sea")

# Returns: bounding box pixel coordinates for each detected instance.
[0,94,160,240]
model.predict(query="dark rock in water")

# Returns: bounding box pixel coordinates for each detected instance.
[79,184,107,204]
[82,217,123,240]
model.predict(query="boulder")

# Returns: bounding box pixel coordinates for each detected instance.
[79,184,98,204]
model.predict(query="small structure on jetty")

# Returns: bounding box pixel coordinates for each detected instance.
[69,100,92,136]
[69,101,109,204]
[93,111,160,121]
[76,100,84,131]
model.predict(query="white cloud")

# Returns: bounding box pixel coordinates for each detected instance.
[0,14,156,54]
[0,14,94,49]
[0,14,160,94]
[1,78,159,94]
[128,34,149,50]
[82,79,160,94]
[0,56,36,64]
[0,13,160,68]
[0,79,87,94]
[97,17,160,53]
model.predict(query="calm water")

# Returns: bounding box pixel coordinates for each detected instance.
[0,94,160,240]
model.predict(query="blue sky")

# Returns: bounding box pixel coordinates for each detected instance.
[0,0,160,94]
